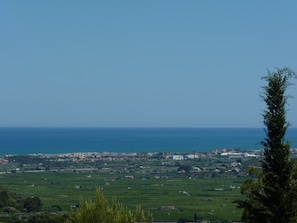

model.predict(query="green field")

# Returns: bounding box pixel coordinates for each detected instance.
[0,171,244,222]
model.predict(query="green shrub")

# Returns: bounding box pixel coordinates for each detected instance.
[66,188,153,223]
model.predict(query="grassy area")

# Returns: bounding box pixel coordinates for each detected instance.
[0,171,244,222]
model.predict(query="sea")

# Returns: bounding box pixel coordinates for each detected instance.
[1,127,297,155]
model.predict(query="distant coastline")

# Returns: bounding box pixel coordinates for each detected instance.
[1,127,297,156]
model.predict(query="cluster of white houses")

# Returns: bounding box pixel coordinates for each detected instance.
[220,152,259,158]
[170,154,199,160]
[168,151,259,160]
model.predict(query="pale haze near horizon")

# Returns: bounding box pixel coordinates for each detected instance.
[1,1,297,128]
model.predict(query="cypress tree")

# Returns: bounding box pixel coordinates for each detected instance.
[236,67,297,223]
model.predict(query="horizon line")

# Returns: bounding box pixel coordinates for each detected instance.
[0,126,272,129]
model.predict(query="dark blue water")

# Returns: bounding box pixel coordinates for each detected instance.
[0,128,297,155]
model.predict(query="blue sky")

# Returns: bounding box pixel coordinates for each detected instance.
[1,1,297,128]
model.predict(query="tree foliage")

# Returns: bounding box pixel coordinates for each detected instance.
[235,67,297,223]
[66,188,153,223]
[24,196,42,212]
[27,214,68,223]
[0,189,24,210]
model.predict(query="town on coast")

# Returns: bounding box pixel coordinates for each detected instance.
[0,148,268,176]
[4,147,297,177]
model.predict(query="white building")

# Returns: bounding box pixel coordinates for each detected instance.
[172,155,184,160]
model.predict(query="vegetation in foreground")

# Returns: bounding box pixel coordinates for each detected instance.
[236,67,297,223]
[66,188,153,223]
[0,188,68,223]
